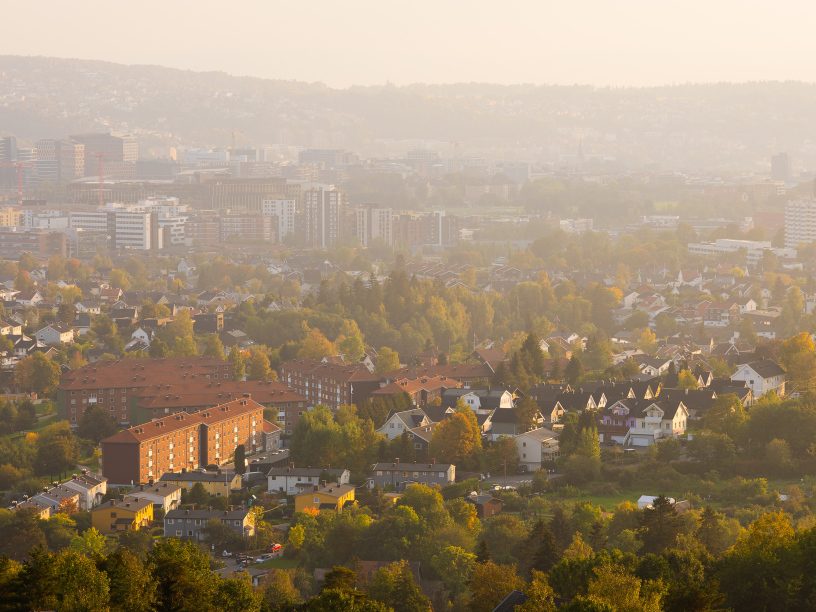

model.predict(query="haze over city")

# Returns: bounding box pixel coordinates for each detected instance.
[3,3,816,611]
[3,0,816,87]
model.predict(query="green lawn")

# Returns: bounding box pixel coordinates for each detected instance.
[252,557,298,570]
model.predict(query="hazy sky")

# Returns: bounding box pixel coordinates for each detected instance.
[2,1,815,87]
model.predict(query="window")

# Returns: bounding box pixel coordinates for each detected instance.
[313,497,320,503]
[175,530,181,536]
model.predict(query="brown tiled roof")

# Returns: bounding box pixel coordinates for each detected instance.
[60,357,231,391]
[385,363,493,380]
[280,359,380,382]
[101,397,265,445]
[371,375,462,397]
[138,380,306,410]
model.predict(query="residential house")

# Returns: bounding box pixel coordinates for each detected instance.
[61,471,107,510]
[376,408,430,440]
[514,428,560,470]
[441,388,514,414]
[489,407,543,439]
[369,461,456,491]
[279,359,381,410]
[730,360,786,399]
[371,375,462,408]
[406,423,437,457]
[15,290,43,307]
[159,470,242,498]
[636,356,672,377]
[164,507,254,540]
[622,399,689,447]
[125,482,182,513]
[30,485,81,514]
[294,483,356,513]
[73,313,92,337]
[267,466,351,496]
[91,498,154,534]
[34,323,75,346]
[465,492,503,518]
[74,300,102,315]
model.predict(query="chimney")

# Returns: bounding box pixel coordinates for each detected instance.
[394,457,400,467]
[431,458,436,464]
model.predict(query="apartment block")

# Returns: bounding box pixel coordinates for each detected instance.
[303,186,343,249]
[58,357,235,424]
[279,359,381,411]
[785,198,816,248]
[262,198,296,240]
[100,397,267,485]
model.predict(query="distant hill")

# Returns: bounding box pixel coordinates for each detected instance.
[3,55,816,172]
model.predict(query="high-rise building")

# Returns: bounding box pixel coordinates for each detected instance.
[785,198,816,248]
[355,205,393,247]
[69,206,160,250]
[206,177,292,212]
[69,133,138,174]
[772,153,792,183]
[303,186,343,249]
[262,199,296,240]
[219,213,275,243]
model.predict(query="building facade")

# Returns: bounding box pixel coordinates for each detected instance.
[100,398,267,485]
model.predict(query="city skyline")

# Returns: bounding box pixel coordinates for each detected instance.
[2,0,816,88]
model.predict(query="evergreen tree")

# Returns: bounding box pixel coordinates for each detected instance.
[234,444,246,475]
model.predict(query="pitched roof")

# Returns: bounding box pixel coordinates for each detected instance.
[741,359,785,378]
[266,466,348,478]
[137,380,306,411]
[372,375,462,398]
[165,507,250,520]
[372,462,453,471]
[516,427,558,442]
[294,483,355,498]
[385,363,493,381]
[94,497,153,513]
[101,398,264,445]
[280,359,380,382]
[160,470,239,484]
[60,357,232,392]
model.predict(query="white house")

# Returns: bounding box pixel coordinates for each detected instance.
[730,360,786,400]
[636,356,672,377]
[266,466,350,496]
[514,427,560,471]
[15,290,43,307]
[125,482,182,513]
[624,400,689,447]
[75,300,102,315]
[376,408,430,440]
[442,388,514,415]
[34,323,75,346]
[637,495,676,510]
[61,471,107,510]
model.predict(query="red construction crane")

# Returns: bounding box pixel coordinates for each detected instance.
[0,160,35,206]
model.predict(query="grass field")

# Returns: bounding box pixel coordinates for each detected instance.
[253,557,298,570]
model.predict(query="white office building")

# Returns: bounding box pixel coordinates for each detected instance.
[355,205,394,247]
[785,198,816,248]
[687,238,796,265]
[262,199,296,240]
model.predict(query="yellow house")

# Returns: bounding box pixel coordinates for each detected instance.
[91,497,154,535]
[159,470,242,498]
[294,484,356,513]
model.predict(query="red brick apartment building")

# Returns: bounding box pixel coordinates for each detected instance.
[58,357,235,425]
[101,397,271,485]
[279,359,381,410]
[134,379,307,434]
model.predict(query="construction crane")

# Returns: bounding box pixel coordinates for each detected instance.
[0,160,35,206]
